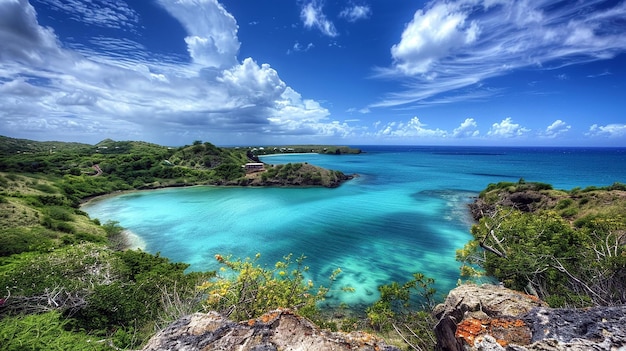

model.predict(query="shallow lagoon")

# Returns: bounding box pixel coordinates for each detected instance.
[83,146,626,307]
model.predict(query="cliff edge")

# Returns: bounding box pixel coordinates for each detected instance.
[433,284,626,351]
[142,285,625,351]
[142,308,400,351]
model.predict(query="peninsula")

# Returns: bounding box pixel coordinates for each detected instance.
[0,136,358,198]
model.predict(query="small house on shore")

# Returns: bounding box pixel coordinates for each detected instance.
[243,162,265,173]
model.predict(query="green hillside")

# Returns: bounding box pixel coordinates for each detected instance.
[0,136,358,349]
[458,179,626,307]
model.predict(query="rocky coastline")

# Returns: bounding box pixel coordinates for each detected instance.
[143,285,626,351]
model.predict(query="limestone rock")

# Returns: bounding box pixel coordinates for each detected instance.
[142,308,400,351]
[433,284,547,351]
[433,284,626,351]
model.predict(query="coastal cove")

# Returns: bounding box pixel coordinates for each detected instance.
[82,146,626,308]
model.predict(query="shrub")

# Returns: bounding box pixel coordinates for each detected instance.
[555,198,574,210]
[0,228,52,256]
[34,183,58,193]
[0,311,113,351]
[198,254,347,321]
[47,206,73,221]
[365,273,438,350]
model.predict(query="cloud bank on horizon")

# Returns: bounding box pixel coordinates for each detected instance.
[0,0,625,146]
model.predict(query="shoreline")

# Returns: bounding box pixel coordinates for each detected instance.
[258,153,315,158]
[122,229,147,250]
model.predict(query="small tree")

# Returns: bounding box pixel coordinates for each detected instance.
[366,273,438,351]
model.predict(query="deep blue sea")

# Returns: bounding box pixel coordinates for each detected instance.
[82,146,626,308]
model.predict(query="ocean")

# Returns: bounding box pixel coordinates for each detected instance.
[82,146,626,308]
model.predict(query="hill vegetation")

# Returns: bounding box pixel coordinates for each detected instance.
[458,179,626,307]
[0,136,359,349]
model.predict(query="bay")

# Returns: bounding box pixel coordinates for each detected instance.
[82,146,626,308]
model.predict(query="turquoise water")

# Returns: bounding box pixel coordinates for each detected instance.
[82,146,626,308]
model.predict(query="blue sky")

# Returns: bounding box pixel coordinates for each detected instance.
[1,0,625,146]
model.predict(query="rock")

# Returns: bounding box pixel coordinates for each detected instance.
[433,284,626,351]
[142,308,400,351]
[520,305,626,351]
[433,284,547,351]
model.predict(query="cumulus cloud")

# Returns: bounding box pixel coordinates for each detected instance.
[390,2,479,76]
[0,0,340,144]
[542,119,571,138]
[376,117,447,138]
[372,116,487,141]
[487,118,530,138]
[339,5,371,22]
[452,118,479,138]
[587,124,626,138]
[157,0,240,69]
[0,0,61,65]
[376,0,626,107]
[300,1,338,37]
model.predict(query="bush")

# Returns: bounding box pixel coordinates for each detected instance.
[198,254,347,321]
[365,273,438,350]
[47,206,73,221]
[555,198,574,210]
[0,311,113,351]
[0,228,53,256]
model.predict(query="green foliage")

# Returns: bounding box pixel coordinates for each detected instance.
[69,249,208,335]
[212,163,244,181]
[33,182,57,194]
[47,206,74,221]
[365,273,438,350]
[480,181,553,198]
[0,311,115,351]
[0,227,54,256]
[460,206,626,307]
[0,245,211,349]
[199,254,345,322]
[366,273,437,331]
[0,244,114,297]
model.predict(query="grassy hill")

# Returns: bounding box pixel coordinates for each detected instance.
[0,136,358,349]
[459,179,626,308]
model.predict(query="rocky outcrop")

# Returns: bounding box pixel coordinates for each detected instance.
[433,284,626,351]
[468,190,551,221]
[142,308,400,351]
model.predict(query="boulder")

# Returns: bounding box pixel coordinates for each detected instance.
[142,308,400,351]
[433,284,626,351]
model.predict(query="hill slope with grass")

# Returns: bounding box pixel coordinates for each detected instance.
[458,179,626,307]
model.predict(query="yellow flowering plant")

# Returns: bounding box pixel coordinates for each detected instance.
[198,253,345,321]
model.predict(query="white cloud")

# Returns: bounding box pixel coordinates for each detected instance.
[339,5,371,22]
[542,119,570,138]
[376,117,447,138]
[587,124,626,138]
[0,0,342,144]
[377,0,626,107]
[390,2,479,75]
[157,0,240,69]
[487,118,530,138]
[287,42,314,54]
[300,1,338,37]
[0,0,62,65]
[452,118,479,138]
[267,87,354,137]
[36,0,139,30]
